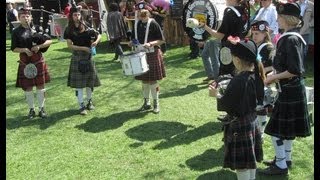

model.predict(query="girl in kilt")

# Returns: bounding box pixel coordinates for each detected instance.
[11,9,52,119]
[259,2,311,175]
[64,5,101,115]
[209,38,264,180]
[129,9,165,114]
[129,9,166,113]
[250,20,275,140]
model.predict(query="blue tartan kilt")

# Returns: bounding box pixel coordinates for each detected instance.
[67,51,101,88]
[265,78,312,139]
[223,112,263,170]
[134,47,166,81]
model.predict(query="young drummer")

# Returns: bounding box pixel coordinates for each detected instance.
[259,2,311,175]
[64,5,101,115]
[11,8,52,119]
[129,9,165,114]
[209,38,264,180]
[251,20,275,139]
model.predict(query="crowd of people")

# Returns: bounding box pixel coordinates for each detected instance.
[8,0,313,179]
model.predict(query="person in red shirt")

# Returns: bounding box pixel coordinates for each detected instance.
[64,3,71,17]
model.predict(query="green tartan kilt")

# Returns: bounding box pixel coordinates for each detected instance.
[67,51,101,88]
[265,78,312,139]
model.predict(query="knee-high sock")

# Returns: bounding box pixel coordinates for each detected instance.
[86,87,93,101]
[76,88,84,107]
[271,136,287,169]
[142,83,151,104]
[236,169,250,180]
[36,89,46,109]
[150,82,159,100]
[284,140,293,161]
[25,91,34,109]
[249,169,256,180]
[256,115,267,136]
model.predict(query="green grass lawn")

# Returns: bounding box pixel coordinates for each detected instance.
[6,32,314,179]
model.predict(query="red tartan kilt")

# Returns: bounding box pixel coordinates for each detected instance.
[134,48,166,81]
[16,53,50,90]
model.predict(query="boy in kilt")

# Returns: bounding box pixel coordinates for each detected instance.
[129,9,166,114]
[11,9,52,119]
[259,2,312,175]
[64,5,101,115]
[209,38,265,180]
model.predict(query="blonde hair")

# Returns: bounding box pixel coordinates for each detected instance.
[280,14,302,27]
[139,9,150,18]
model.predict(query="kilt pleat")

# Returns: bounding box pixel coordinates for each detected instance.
[16,53,50,90]
[223,113,263,170]
[67,51,101,88]
[135,48,166,81]
[265,79,312,139]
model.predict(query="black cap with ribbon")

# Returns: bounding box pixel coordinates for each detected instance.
[227,37,258,63]
[251,20,269,32]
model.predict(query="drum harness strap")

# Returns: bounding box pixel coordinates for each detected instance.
[227,6,241,17]
[134,19,154,53]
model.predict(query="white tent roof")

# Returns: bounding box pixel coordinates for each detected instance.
[6,0,25,3]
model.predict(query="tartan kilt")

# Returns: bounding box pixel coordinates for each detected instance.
[265,78,312,139]
[67,51,101,88]
[16,53,50,90]
[135,47,166,81]
[223,112,263,170]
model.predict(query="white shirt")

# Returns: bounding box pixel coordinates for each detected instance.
[299,0,308,17]
[254,4,278,35]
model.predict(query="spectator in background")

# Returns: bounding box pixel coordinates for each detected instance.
[7,2,18,33]
[106,3,128,61]
[254,0,278,41]
[249,0,261,22]
[201,38,220,82]
[298,0,314,59]
[64,3,71,17]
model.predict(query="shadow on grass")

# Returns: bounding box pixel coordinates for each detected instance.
[186,148,224,171]
[197,169,236,180]
[159,83,207,99]
[6,109,79,130]
[125,121,192,142]
[189,71,207,79]
[143,170,166,179]
[153,121,222,150]
[75,110,148,133]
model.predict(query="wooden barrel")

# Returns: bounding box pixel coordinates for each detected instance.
[163,17,189,46]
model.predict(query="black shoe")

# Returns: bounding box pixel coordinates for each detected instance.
[138,104,152,112]
[28,108,36,119]
[86,99,95,110]
[79,103,87,115]
[263,157,292,168]
[38,108,47,118]
[258,164,288,175]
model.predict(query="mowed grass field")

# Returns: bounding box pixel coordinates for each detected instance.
[6,31,314,179]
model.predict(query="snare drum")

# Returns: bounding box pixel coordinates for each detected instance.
[120,52,149,76]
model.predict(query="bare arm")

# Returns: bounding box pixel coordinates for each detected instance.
[199,22,225,40]
[66,39,91,53]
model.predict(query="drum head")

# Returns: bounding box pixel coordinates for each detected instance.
[24,63,37,79]
[183,0,219,41]
[219,47,233,65]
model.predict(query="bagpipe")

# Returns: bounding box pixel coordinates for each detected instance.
[25,5,52,53]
